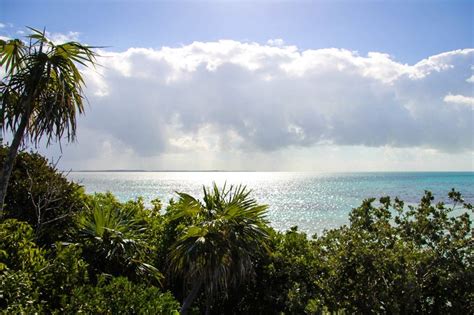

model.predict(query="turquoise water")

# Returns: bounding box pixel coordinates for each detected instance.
[67,172,473,235]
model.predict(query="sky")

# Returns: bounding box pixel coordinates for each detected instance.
[1,0,473,171]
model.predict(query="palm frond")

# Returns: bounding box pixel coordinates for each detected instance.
[75,199,162,283]
[0,27,99,147]
[0,39,27,75]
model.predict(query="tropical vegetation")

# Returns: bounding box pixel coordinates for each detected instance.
[0,147,472,314]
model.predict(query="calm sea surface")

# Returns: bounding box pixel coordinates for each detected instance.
[67,172,473,235]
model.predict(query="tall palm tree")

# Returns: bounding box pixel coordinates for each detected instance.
[169,183,270,314]
[0,28,97,213]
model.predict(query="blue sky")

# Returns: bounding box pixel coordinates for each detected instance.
[2,0,473,63]
[1,1,473,171]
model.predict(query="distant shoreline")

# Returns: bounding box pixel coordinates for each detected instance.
[67,170,474,173]
[69,170,262,173]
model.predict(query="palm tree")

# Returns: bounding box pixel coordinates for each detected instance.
[169,183,270,314]
[77,195,162,283]
[0,28,97,214]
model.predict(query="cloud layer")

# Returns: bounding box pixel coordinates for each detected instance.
[17,40,468,170]
[76,41,472,162]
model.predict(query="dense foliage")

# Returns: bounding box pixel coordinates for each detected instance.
[0,146,85,244]
[1,150,472,314]
[0,149,179,314]
[76,193,162,284]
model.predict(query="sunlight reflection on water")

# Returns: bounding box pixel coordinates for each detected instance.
[67,172,473,235]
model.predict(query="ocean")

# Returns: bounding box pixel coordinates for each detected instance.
[67,172,473,235]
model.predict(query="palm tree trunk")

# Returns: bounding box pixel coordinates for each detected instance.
[180,278,203,315]
[0,110,30,216]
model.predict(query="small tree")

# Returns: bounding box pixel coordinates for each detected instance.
[0,28,97,214]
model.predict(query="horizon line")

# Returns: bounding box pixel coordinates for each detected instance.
[66,169,474,173]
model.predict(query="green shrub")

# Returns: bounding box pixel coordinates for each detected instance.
[42,243,90,310]
[314,191,473,314]
[213,227,321,314]
[0,219,47,272]
[63,275,180,314]
[210,191,473,315]
[0,220,46,311]
[0,270,44,314]
[0,219,90,312]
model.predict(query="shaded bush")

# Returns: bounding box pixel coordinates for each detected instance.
[0,147,86,244]
[214,226,322,315]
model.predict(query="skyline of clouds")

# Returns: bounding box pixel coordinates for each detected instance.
[1,29,473,170]
[56,40,473,170]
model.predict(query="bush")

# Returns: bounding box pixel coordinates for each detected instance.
[0,219,90,312]
[63,275,180,314]
[0,270,44,313]
[42,243,90,311]
[0,219,47,271]
[0,219,46,311]
[0,147,86,244]
[209,191,473,314]
[212,227,321,315]
[313,191,473,314]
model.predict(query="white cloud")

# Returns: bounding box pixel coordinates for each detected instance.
[267,38,285,46]
[0,23,5,28]
[467,66,474,83]
[39,41,474,170]
[444,94,474,107]
[47,31,80,44]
